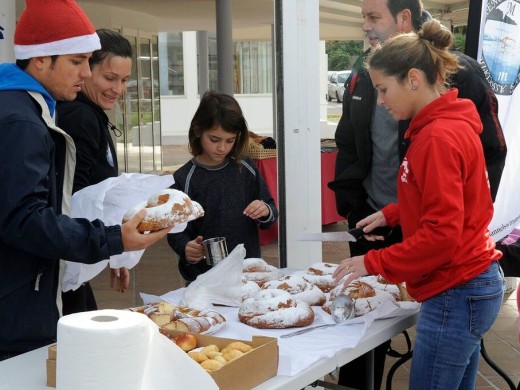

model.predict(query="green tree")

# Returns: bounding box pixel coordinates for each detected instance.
[326,40,364,70]
[453,32,466,52]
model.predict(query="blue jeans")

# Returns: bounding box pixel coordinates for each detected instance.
[409,261,505,390]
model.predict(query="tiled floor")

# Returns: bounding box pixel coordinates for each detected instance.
[89,144,520,389]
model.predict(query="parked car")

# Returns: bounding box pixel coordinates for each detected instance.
[327,70,351,102]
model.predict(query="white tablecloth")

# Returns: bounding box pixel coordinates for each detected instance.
[151,288,420,377]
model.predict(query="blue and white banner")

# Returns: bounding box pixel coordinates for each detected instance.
[0,1,15,63]
[472,0,520,240]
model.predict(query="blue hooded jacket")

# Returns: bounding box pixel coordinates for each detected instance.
[0,63,55,114]
[0,63,124,354]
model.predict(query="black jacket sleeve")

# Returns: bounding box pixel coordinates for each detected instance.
[451,53,507,201]
[329,51,374,218]
[496,241,520,278]
[57,102,104,193]
[0,113,123,264]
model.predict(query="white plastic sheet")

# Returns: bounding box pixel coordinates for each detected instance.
[182,244,246,309]
[62,173,181,292]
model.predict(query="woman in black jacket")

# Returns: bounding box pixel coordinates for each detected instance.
[57,29,133,314]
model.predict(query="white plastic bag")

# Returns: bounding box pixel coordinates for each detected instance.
[181,244,246,309]
[63,173,179,292]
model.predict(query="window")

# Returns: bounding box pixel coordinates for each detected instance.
[234,41,272,94]
[208,36,272,94]
[159,32,184,95]
[159,32,272,95]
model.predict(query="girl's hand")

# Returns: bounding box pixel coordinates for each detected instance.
[243,200,269,220]
[185,236,205,263]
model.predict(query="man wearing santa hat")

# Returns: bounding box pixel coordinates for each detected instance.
[0,0,168,360]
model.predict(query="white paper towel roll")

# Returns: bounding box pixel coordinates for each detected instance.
[57,309,218,390]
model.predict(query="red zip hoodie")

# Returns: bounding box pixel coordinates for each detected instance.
[364,89,501,302]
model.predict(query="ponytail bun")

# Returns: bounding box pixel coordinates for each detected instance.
[419,19,453,51]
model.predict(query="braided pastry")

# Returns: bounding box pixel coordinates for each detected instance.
[133,301,225,333]
[241,279,261,301]
[238,289,314,328]
[261,275,326,306]
[122,189,204,233]
[323,279,396,317]
[242,258,284,286]
[294,262,338,292]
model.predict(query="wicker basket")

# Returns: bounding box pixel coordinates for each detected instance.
[246,145,277,160]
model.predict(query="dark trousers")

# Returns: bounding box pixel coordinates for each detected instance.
[496,240,520,278]
[62,282,98,315]
[347,202,403,258]
[1,284,97,362]
[338,340,392,389]
[338,201,403,390]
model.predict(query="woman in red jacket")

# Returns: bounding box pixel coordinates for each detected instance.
[333,20,505,390]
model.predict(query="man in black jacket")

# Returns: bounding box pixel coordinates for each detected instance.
[329,0,507,388]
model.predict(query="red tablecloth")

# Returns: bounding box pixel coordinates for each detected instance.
[255,151,345,245]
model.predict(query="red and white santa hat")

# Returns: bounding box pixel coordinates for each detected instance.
[14,0,101,60]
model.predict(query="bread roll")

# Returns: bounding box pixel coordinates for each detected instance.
[223,349,244,362]
[173,333,197,352]
[201,344,219,356]
[204,351,222,359]
[226,341,253,353]
[188,351,208,363]
[213,355,227,365]
[200,359,225,372]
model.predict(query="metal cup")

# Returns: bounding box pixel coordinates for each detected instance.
[202,237,228,266]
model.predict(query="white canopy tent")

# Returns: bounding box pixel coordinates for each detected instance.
[3,0,473,269]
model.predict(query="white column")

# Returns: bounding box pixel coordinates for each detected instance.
[0,0,16,63]
[281,0,322,269]
[319,41,334,138]
[183,31,199,99]
[158,32,170,95]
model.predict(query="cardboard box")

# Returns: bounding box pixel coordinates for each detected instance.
[163,330,278,390]
[46,344,57,387]
[45,334,278,390]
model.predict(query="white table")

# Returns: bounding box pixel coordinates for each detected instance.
[0,309,418,390]
[253,311,418,389]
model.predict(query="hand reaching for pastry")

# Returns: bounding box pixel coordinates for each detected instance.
[243,200,270,220]
[333,255,368,286]
[185,236,205,264]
